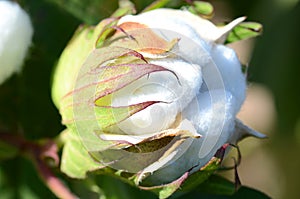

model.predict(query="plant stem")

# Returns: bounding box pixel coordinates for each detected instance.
[0,131,77,199]
[34,153,77,199]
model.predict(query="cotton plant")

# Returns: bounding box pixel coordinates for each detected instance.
[51,0,264,198]
[0,0,33,85]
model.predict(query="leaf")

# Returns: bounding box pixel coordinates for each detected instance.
[225,22,263,44]
[60,129,103,179]
[189,175,235,196]
[0,156,57,198]
[179,156,222,192]
[0,139,18,161]
[46,0,119,24]
[232,186,271,199]
[175,177,270,199]
[92,174,157,199]
[139,172,189,199]
[141,0,172,13]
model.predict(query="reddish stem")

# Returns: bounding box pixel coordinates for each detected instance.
[0,131,77,199]
[34,155,77,199]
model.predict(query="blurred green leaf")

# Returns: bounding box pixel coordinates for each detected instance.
[226,22,262,44]
[92,174,157,199]
[232,186,271,199]
[0,157,56,199]
[0,140,18,161]
[11,0,80,139]
[46,0,118,24]
[178,185,270,199]
[188,175,235,196]
[142,0,171,12]
[69,177,106,199]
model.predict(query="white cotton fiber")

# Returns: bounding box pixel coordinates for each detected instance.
[0,0,33,84]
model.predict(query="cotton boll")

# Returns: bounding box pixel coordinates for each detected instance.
[52,5,262,187]
[117,8,222,44]
[112,58,202,135]
[183,90,237,158]
[117,9,212,66]
[0,0,33,84]
[209,45,247,110]
[144,90,238,184]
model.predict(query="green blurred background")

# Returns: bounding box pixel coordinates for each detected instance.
[0,0,299,198]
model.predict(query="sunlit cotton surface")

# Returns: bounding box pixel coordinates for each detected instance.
[0,0,33,84]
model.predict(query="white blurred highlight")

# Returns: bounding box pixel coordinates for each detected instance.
[0,0,33,84]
